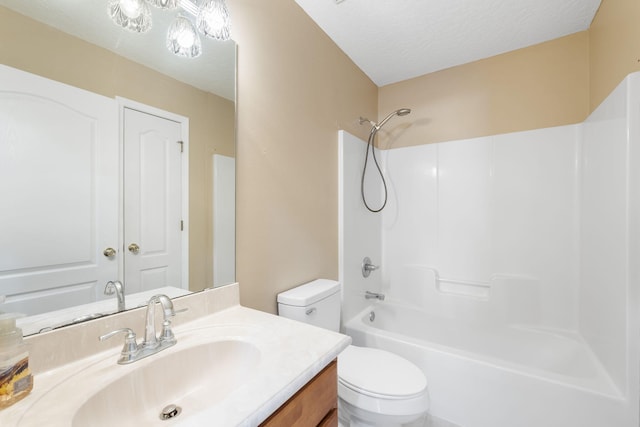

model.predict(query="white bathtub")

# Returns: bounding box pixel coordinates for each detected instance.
[343,301,632,427]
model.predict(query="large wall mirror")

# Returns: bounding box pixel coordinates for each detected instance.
[0,0,236,336]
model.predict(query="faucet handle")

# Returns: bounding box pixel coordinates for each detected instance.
[362,257,379,278]
[159,308,187,344]
[99,327,135,342]
[159,319,176,344]
[99,328,139,363]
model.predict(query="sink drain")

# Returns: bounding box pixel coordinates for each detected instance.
[159,404,182,420]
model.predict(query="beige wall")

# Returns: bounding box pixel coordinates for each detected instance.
[589,0,640,110]
[0,7,235,291]
[230,0,377,313]
[378,0,640,148]
[378,32,590,148]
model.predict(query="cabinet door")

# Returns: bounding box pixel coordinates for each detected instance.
[260,360,337,427]
[0,65,118,315]
[123,108,183,293]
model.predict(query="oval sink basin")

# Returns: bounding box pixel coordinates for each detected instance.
[68,339,260,427]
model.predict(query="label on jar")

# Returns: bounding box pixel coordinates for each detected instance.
[0,353,31,397]
[12,374,32,394]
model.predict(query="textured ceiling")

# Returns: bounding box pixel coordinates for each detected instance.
[0,0,236,100]
[294,0,601,87]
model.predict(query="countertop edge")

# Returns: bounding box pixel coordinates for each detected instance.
[242,335,351,426]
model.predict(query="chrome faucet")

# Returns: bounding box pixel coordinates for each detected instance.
[143,294,176,349]
[99,294,181,364]
[365,291,385,301]
[104,280,125,312]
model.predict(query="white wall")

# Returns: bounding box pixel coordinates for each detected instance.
[580,73,640,405]
[213,154,236,287]
[338,131,382,325]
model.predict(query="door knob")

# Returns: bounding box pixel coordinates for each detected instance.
[103,247,117,258]
[128,243,140,254]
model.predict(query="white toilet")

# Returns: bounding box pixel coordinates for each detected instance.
[277,279,429,427]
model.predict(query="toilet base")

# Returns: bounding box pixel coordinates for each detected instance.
[339,396,428,427]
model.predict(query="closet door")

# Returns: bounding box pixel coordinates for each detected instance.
[123,108,183,293]
[0,65,118,315]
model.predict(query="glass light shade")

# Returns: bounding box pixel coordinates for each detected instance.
[146,0,178,9]
[196,0,231,41]
[108,0,152,33]
[166,16,202,58]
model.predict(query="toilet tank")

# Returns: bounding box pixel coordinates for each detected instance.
[277,279,341,332]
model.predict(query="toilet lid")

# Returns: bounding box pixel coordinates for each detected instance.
[338,345,427,398]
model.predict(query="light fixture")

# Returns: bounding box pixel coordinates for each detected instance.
[147,0,178,9]
[108,0,152,33]
[108,0,231,58]
[166,15,202,58]
[197,0,231,41]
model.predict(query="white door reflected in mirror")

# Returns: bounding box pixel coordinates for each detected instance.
[123,107,185,294]
[0,64,119,316]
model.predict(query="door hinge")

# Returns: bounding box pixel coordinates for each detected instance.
[177,140,184,153]
[180,220,184,231]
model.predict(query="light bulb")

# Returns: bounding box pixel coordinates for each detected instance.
[167,16,202,58]
[197,0,230,41]
[176,29,195,48]
[108,0,151,33]
[120,0,143,18]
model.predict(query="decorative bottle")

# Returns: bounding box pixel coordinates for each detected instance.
[0,314,33,409]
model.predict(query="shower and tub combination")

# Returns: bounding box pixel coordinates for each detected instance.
[338,74,640,426]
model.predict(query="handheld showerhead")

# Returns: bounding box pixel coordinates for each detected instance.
[375,108,411,131]
[359,108,411,133]
[359,108,412,213]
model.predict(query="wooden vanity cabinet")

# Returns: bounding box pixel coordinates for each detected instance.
[260,360,338,427]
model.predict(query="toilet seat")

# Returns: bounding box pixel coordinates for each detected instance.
[337,345,429,422]
[338,345,427,399]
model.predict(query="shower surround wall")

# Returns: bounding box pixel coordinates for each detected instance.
[381,125,581,330]
[338,132,383,325]
[338,73,640,426]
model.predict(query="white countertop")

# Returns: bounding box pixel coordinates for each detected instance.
[1,304,351,426]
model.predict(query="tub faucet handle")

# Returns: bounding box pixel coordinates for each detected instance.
[362,257,379,278]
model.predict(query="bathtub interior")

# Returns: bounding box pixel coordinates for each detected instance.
[338,73,640,426]
[345,310,631,427]
[346,300,620,397]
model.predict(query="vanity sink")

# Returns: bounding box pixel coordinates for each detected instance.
[5,296,350,427]
[17,329,262,427]
[72,339,260,426]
